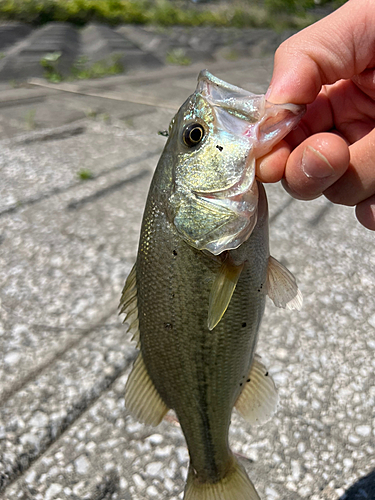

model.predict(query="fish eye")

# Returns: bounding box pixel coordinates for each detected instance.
[182,123,205,148]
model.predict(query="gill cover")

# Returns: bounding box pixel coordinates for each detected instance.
[171,70,305,255]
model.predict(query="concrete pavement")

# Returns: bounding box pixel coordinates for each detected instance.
[0,54,374,500]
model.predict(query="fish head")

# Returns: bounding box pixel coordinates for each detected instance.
[166,70,305,255]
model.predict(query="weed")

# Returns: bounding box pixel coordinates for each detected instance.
[40,52,63,82]
[166,48,191,66]
[71,54,124,80]
[77,169,94,180]
[223,48,240,61]
[24,109,36,130]
[122,116,134,128]
[85,108,99,119]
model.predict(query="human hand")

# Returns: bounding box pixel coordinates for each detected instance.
[256,0,375,230]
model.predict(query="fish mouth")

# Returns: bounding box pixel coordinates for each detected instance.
[197,69,305,157]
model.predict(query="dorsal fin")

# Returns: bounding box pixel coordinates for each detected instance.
[208,256,244,331]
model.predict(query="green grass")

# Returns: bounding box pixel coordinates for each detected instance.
[77,168,94,180]
[40,51,63,82]
[40,53,124,82]
[166,48,191,66]
[71,54,124,80]
[0,0,346,30]
[24,109,36,130]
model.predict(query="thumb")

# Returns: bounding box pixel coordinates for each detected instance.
[267,0,375,105]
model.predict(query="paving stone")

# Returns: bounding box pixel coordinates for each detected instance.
[117,25,291,65]
[0,23,32,51]
[0,22,292,82]
[0,90,157,139]
[0,23,80,81]
[0,320,133,491]
[116,25,176,60]
[80,23,163,71]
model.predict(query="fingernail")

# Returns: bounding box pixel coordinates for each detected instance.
[301,145,335,179]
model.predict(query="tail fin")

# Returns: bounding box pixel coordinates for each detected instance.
[184,458,260,500]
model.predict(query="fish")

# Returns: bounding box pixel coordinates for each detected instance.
[119,70,305,500]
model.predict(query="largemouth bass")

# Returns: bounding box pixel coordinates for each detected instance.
[120,71,305,500]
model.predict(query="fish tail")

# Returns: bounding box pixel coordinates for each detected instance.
[184,457,260,500]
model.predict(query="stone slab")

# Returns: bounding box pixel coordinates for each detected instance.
[0,321,134,491]
[0,22,286,83]
[0,91,157,139]
[80,24,163,71]
[116,25,293,65]
[0,23,32,51]
[27,57,274,114]
[0,23,80,81]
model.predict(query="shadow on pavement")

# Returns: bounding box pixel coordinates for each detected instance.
[341,469,375,499]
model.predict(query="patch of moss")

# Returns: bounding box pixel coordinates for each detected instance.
[71,54,124,80]
[77,169,94,180]
[166,48,191,66]
[40,51,63,82]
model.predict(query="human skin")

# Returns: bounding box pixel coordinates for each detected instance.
[256,0,375,230]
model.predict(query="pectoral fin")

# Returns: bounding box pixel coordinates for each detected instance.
[208,258,244,331]
[125,352,169,426]
[235,355,278,426]
[119,264,140,346]
[266,256,303,310]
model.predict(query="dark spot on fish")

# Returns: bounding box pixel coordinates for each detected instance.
[216,145,223,152]
[257,289,260,292]
[164,323,173,330]
[240,383,243,386]
[265,371,269,376]
[260,283,263,288]
[173,250,177,256]
[158,130,169,137]
[247,378,251,383]
[171,293,175,298]
[242,322,247,328]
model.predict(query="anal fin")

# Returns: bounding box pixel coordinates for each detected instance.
[125,352,168,426]
[235,355,278,426]
[208,256,244,331]
[119,264,140,346]
[266,256,303,310]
